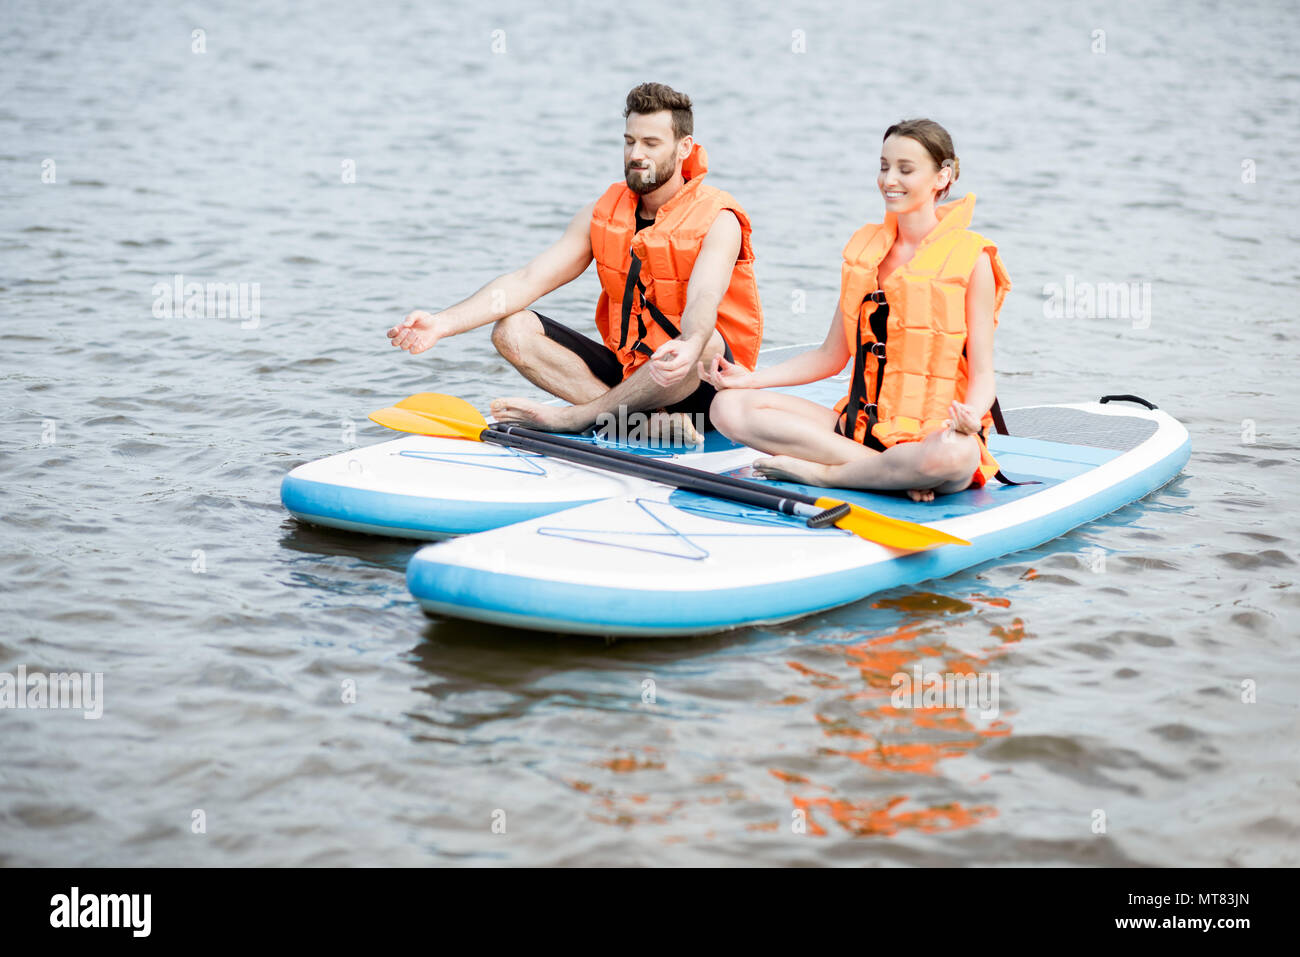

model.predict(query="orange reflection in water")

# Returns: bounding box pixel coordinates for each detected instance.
[770,590,1029,838]
[991,617,1028,643]
[792,795,996,837]
[596,754,665,773]
[562,591,1030,840]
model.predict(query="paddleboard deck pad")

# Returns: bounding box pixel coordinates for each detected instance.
[405,398,1190,636]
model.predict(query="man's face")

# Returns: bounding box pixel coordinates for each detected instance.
[624,111,688,195]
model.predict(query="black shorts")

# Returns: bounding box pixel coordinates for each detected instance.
[534,312,733,432]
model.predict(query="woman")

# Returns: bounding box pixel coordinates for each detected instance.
[700,118,1011,502]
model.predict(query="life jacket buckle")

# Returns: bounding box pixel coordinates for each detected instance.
[868,342,887,358]
[864,291,887,303]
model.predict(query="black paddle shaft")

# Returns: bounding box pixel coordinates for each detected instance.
[488,423,829,508]
[480,426,818,516]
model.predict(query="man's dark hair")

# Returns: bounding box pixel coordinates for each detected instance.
[624,82,693,140]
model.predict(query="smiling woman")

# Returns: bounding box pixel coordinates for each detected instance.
[703,117,1008,503]
[881,118,961,202]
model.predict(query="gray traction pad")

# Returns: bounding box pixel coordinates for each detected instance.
[1001,406,1158,452]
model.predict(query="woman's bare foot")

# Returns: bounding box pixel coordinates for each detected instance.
[489,397,578,432]
[645,411,703,447]
[752,455,833,486]
[906,488,936,502]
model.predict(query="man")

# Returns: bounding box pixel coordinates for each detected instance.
[387,82,764,444]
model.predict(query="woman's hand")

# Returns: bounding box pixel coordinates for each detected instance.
[948,400,983,435]
[697,353,755,391]
[387,310,444,355]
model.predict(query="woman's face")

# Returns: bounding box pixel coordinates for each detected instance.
[878,134,951,215]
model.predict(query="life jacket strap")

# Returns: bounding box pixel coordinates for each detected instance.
[984,396,1041,486]
[619,252,682,358]
[989,396,1010,436]
[835,307,869,442]
[835,293,888,449]
[618,254,641,351]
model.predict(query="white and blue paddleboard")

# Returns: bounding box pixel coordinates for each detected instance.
[280,417,757,540]
[404,396,1190,636]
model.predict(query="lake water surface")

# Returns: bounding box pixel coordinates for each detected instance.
[2,0,1298,865]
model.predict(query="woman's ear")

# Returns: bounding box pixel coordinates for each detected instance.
[939,159,955,191]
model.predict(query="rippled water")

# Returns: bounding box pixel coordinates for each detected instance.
[3,0,1298,866]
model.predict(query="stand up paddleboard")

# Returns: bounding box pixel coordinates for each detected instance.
[280,411,759,539]
[404,397,1190,636]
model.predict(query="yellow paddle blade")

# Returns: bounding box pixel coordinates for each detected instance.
[814,497,970,551]
[394,392,487,429]
[367,405,484,440]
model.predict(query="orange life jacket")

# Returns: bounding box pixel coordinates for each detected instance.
[589,143,764,378]
[834,193,1012,485]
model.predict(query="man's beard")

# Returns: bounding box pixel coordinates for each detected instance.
[624,156,675,195]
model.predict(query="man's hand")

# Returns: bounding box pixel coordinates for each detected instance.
[698,353,754,390]
[648,337,705,388]
[388,310,442,355]
[948,400,983,435]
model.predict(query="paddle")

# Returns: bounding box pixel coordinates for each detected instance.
[368,393,969,551]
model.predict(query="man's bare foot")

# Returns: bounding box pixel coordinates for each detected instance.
[752,455,833,486]
[489,397,578,432]
[645,411,703,447]
[906,488,936,502]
